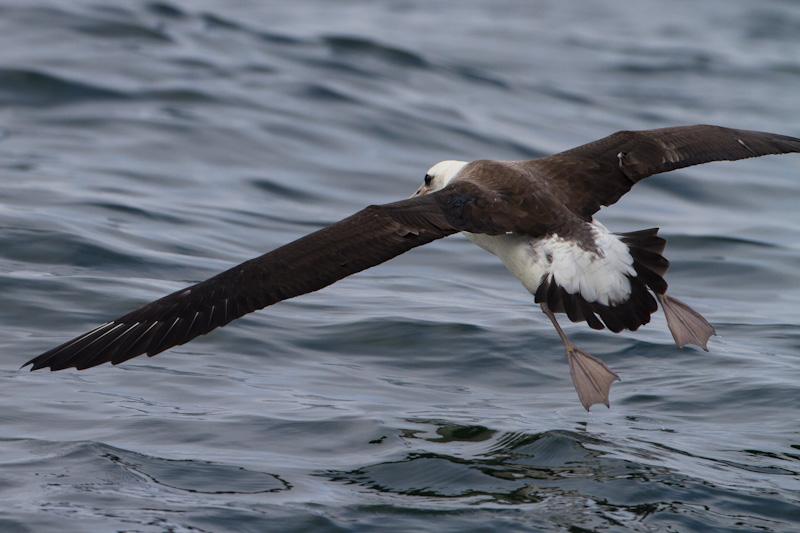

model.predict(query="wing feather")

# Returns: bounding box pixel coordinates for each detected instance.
[526,125,800,217]
[25,196,461,371]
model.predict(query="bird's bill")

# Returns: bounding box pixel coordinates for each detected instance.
[411,185,427,198]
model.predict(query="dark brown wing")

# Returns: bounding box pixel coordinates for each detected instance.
[526,125,800,218]
[25,195,464,371]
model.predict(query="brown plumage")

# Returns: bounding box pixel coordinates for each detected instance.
[25,125,800,409]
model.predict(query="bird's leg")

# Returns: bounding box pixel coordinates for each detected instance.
[540,302,620,411]
[657,293,716,350]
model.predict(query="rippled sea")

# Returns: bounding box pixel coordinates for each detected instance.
[2,1,800,531]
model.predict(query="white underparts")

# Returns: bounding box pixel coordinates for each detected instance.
[465,221,635,307]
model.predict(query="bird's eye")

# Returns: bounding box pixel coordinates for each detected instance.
[424,174,432,186]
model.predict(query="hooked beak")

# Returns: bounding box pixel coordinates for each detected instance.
[411,185,427,198]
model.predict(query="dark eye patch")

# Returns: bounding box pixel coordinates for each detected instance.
[424,174,432,186]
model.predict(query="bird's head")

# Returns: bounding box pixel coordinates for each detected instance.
[412,160,468,197]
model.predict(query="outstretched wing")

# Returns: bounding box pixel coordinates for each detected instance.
[527,125,800,218]
[25,195,461,371]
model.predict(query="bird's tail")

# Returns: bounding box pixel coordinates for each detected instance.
[618,228,669,295]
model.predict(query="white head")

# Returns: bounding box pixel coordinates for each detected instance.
[412,160,468,197]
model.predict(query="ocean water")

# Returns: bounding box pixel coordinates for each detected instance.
[2,0,800,531]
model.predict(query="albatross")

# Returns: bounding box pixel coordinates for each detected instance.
[25,125,800,410]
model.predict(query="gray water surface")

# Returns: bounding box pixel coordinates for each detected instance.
[2,1,800,531]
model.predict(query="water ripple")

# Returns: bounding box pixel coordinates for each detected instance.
[0,68,124,107]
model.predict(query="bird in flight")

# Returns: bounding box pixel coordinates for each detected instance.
[25,125,800,410]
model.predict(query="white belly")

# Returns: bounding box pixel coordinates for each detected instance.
[464,232,550,293]
[463,221,636,306]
